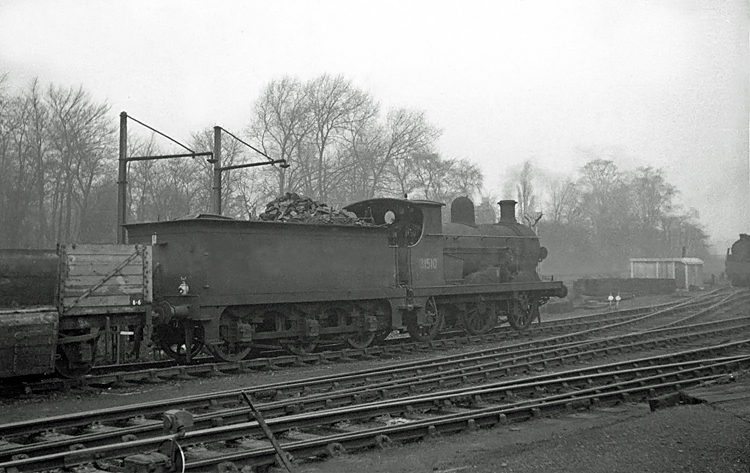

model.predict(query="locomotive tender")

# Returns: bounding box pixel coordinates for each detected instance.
[0,197,567,378]
[726,233,750,287]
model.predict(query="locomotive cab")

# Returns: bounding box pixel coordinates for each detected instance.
[345,198,445,287]
[345,198,435,247]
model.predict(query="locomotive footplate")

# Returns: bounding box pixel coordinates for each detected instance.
[410,281,568,299]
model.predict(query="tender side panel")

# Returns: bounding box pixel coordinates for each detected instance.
[129,221,395,306]
[59,244,152,316]
[0,309,58,377]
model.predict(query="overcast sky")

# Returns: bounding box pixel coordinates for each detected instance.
[0,0,747,249]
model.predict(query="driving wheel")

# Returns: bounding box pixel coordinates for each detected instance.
[507,294,538,331]
[460,304,496,335]
[406,297,444,342]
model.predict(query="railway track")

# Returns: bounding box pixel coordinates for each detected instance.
[1,289,748,472]
[2,351,747,473]
[6,291,731,395]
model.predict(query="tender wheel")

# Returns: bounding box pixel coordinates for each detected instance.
[284,340,317,355]
[406,297,444,342]
[275,310,319,356]
[507,294,539,331]
[155,319,205,363]
[460,304,496,335]
[334,304,377,349]
[207,309,253,362]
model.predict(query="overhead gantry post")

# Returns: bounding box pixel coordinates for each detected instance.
[117,113,289,243]
[117,112,128,244]
[212,126,222,214]
[116,112,213,244]
[209,127,289,215]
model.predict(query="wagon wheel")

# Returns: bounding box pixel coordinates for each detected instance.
[507,294,538,331]
[460,304,496,335]
[207,309,253,362]
[406,297,444,342]
[56,347,94,378]
[155,319,204,363]
[55,330,99,378]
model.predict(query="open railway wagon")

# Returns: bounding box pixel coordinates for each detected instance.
[0,197,567,378]
[0,245,152,378]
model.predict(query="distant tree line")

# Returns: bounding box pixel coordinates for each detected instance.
[0,77,116,247]
[0,72,709,278]
[518,157,711,276]
[245,74,482,209]
[0,73,482,246]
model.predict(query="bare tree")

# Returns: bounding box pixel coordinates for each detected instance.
[545,177,580,225]
[411,153,456,202]
[305,74,375,202]
[247,77,312,197]
[389,150,424,199]
[578,158,626,231]
[246,75,442,207]
[451,158,484,199]
[126,134,162,223]
[25,80,51,246]
[338,107,441,202]
[0,91,35,246]
[631,166,676,230]
[46,85,114,243]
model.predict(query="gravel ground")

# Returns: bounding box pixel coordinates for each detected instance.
[294,392,750,473]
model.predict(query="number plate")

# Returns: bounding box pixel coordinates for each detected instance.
[130,294,145,306]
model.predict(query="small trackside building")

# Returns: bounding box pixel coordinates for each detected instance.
[629,257,704,291]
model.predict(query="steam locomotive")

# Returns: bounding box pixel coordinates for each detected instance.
[0,197,567,378]
[726,233,750,287]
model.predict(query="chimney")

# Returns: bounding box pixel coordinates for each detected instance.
[498,200,517,223]
[681,246,686,258]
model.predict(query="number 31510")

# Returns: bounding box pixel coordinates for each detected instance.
[419,258,438,270]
